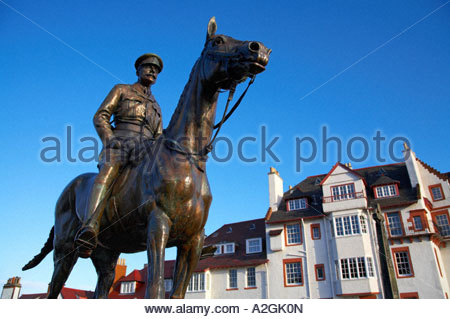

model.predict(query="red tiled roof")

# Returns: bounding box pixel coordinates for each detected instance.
[20,287,94,299]
[60,287,94,299]
[118,269,144,283]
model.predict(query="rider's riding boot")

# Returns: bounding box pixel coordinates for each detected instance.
[75,164,119,258]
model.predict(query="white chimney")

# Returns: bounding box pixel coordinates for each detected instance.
[403,143,419,187]
[268,167,283,211]
[1,277,21,299]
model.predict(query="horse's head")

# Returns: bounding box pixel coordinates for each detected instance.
[201,17,271,90]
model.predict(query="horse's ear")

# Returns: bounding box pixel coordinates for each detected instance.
[206,17,217,44]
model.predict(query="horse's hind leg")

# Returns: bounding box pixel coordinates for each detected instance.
[91,247,120,298]
[170,229,204,299]
[48,244,78,298]
[145,208,170,298]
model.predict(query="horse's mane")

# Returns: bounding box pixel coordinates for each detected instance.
[165,58,202,133]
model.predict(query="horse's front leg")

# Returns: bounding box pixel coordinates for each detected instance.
[170,229,204,299]
[145,207,171,298]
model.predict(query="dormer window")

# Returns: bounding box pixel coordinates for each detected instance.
[429,184,445,201]
[214,242,235,255]
[246,238,262,254]
[120,281,136,294]
[287,198,307,211]
[374,184,398,198]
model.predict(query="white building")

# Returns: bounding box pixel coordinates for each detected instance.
[265,145,449,298]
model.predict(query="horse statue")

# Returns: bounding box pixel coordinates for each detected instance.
[22,17,270,299]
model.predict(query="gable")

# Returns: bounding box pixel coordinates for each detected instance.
[320,163,364,186]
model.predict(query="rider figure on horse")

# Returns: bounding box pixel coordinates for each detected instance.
[74,53,164,258]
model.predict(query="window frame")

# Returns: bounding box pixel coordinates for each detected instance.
[431,210,450,237]
[392,247,415,278]
[339,257,375,280]
[334,215,362,237]
[187,272,205,292]
[120,281,136,294]
[385,212,405,237]
[246,237,262,254]
[214,242,235,255]
[311,223,321,240]
[227,269,238,290]
[331,183,356,201]
[314,264,325,281]
[283,258,304,287]
[245,267,257,289]
[287,198,307,211]
[373,184,399,199]
[284,223,302,246]
[360,215,368,233]
[429,184,445,202]
[407,209,428,233]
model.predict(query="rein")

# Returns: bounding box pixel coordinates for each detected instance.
[205,74,255,153]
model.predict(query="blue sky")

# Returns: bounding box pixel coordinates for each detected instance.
[1,0,449,294]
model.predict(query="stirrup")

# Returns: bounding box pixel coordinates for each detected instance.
[74,227,98,258]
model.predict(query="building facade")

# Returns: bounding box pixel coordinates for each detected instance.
[265,145,449,298]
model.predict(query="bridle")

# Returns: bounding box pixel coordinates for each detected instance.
[165,45,257,172]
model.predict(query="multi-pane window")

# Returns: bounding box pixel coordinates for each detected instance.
[367,257,374,277]
[246,238,262,254]
[228,269,237,289]
[340,257,375,280]
[224,243,234,253]
[343,217,352,235]
[340,259,349,279]
[349,258,358,278]
[288,198,307,210]
[286,224,302,244]
[187,273,205,292]
[311,224,321,240]
[360,215,367,233]
[435,214,450,236]
[315,264,325,281]
[393,250,413,277]
[351,215,360,234]
[246,267,256,287]
[120,281,136,294]
[284,260,303,285]
[430,185,444,201]
[375,185,398,198]
[413,216,423,231]
[335,218,344,236]
[331,183,356,201]
[215,243,235,255]
[357,257,367,278]
[387,212,403,236]
[334,215,361,236]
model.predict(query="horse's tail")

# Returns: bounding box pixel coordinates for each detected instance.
[22,227,54,271]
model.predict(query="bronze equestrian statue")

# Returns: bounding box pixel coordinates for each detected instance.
[22,17,270,299]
